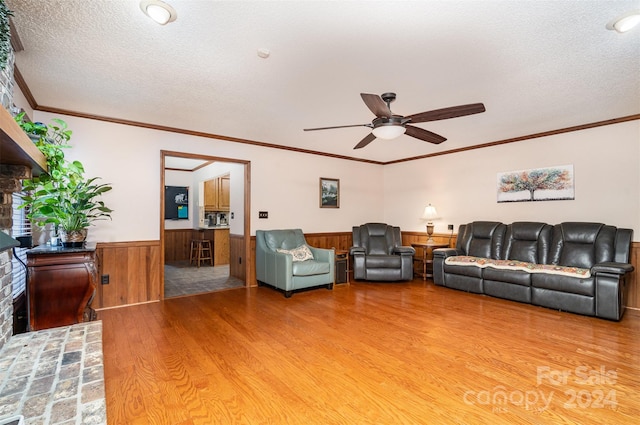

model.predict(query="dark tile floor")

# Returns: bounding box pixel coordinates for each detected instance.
[164,261,244,298]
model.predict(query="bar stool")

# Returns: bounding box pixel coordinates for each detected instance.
[189,239,213,267]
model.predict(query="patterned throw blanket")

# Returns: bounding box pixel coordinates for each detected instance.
[444,256,591,278]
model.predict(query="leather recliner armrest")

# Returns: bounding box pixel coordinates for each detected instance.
[393,246,416,255]
[591,262,634,275]
[350,246,365,256]
[433,248,460,259]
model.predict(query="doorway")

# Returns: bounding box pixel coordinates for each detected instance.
[160,150,251,299]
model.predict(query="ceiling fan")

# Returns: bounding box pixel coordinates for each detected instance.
[304,92,486,149]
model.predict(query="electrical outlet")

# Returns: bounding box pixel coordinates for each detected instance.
[259,211,268,219]
[448,224,454,231]
[101,274,110,285]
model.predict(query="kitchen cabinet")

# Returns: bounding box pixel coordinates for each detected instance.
[204,179,217,209]
[204,174,230,211]
[218,176,230,210]
[27,245,97,331]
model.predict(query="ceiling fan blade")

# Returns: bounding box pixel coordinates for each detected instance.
[405,125,447,144]
[361,93,392,118]
[407,103,486,123]
[304,123,370,131]
[353,133,377,149]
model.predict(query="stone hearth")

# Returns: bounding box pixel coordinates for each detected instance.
[0,321,106,424]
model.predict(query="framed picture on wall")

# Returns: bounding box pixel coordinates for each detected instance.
[319,177,340,208]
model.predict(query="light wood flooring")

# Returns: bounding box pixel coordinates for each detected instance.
[100,280,640,424]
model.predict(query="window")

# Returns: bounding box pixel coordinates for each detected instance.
[11,193,31,300]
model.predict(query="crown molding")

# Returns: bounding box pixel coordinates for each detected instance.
[13,74,639,165]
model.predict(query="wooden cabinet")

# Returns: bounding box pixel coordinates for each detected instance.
[204,179,217,209]
[204,174,230,211]
[218,176,230,210]
[27,246,97,331]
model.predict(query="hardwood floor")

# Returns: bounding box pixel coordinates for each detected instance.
[100,280,640,424]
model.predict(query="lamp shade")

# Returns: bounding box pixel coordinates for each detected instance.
[372,124,406,140]
[421,204,438,221]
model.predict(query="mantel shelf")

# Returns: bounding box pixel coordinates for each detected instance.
[0,106,47,175]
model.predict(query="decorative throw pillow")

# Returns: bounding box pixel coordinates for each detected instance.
[277,245,314,262]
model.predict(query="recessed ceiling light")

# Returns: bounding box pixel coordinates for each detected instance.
[140,0,177,25]
[607,10,640,33]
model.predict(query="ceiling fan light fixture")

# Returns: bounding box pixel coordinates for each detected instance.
[607,10,640,33]
[140,0,177,25]
[372,124,406,140]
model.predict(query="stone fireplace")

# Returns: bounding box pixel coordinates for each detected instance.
[0,117,107,424]
[0,164,30,351]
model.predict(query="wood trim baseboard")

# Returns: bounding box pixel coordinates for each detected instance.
[95,299,159,312]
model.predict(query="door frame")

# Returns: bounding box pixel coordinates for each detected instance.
[160,150,251,298]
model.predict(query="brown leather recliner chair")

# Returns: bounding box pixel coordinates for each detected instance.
[350,223,415,281]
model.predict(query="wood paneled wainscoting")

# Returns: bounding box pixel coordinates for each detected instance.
[93,236,638,312]
[628,242,639,310]
[401,230,458,249]
[94,241,161,309]
[229,233,245,281]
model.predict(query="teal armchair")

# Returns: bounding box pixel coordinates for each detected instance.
[256,229,335,297]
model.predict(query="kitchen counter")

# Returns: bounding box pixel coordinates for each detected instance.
[165,228,229,265]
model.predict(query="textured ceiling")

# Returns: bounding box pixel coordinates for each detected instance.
[6,0,640,163]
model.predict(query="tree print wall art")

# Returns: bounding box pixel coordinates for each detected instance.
[497,165,574,203]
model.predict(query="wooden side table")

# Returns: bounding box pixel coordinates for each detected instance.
[335,249,350,284]
[411,242,449,280]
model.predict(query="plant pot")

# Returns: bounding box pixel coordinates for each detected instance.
[58,228,87,248]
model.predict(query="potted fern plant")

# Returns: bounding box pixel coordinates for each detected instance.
[16,115,113,247]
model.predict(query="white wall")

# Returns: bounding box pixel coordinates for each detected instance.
[25,110,640,243]
[384,120,640,236]
[12,86,33,119]
[32,111,385,243]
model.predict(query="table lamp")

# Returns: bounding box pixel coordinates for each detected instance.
[421,204,438,243]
